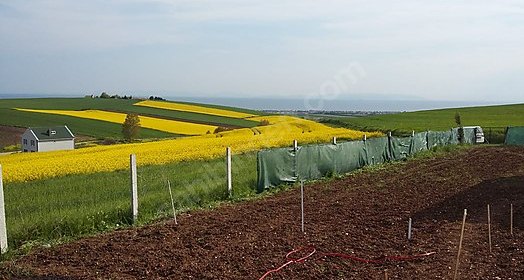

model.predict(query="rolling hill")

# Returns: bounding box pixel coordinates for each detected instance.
[0,97,263,148]
[321,103,524,136]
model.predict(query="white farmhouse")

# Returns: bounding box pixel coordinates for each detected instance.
[21,126,75,152]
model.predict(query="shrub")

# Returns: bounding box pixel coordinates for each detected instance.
[259,119,270,126]
[2,144,21,152]
[213,126,233,134]
[101,138,117,145]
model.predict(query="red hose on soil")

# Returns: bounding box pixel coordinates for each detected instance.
[258,247,436,280]
[258,247,316,280]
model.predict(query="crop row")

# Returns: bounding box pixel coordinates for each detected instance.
[16,108,218,135]
[134,100,256,119]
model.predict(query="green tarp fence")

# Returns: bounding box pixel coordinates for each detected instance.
[505,127,524,145]
[451,127,477,145]
[257,130,465,192]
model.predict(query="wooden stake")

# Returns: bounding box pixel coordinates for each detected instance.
[332,137,337,145]
[293,140,298,151]
[167,180,177,225]
[384,270,388,280]
[130,154,138,224]
[301,180,305,233]
[487,204,492,253]
[453,209,467,280]
[408,218,412,240]
[510,204,513,236]
[226,147,232,198]
[0,165,8,254]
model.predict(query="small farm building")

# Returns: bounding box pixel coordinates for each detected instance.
[21,126,75,152]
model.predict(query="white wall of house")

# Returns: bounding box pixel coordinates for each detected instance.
[21,130,38,152]
[37,139,74,152]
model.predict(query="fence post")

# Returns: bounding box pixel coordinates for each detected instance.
[407,218,412,240]
[301,180,305,233]
[0,165,7,254]
[227,147,232,197]
[167,180,177,225]
[332,137,337,145]
[426,130,430,150]
[293,140,298,151]
[130,154,138,223]
[453,209,468,280]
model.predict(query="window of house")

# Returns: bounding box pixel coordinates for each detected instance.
[31,140,35,146]
[23,139,27,145]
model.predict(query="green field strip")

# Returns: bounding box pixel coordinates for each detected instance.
[0,98,261,128]
[328,103,524,134]
[0,108,177,139]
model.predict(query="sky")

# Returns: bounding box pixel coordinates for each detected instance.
[0,0,523,102]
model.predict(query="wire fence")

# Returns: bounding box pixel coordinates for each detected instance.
[0,150,258,252]
[483,127,507,144]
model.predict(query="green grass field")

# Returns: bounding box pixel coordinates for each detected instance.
[2,152,257,252]
[0,98,262,140]
[321,103,524,141]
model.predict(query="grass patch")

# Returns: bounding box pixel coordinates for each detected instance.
[2,152,257,255]
[321,103,524,141]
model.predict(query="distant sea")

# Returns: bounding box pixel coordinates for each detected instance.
[0,93,514,112]
[167,96,507,112]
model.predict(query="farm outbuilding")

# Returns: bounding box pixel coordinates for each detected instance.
[21,126,75,152]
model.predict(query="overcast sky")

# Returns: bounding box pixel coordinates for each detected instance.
[0,0,523,102]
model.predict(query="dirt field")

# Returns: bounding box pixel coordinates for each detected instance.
[0,125,24,149]
[2,146,524,279]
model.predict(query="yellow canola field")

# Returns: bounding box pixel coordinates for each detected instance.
[15,108,217,135]
[134,100,256,119]
[0,116,382,183]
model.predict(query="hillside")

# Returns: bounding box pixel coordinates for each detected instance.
[0,110,377,249]
[0,97,263,148]
[322,103,524,136]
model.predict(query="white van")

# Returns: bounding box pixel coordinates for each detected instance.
[454,126,485,144]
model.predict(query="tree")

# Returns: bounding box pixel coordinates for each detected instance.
[455,112,464,144]
[100,92,110,98]
[122,113,141,141]
[259,119,270,126]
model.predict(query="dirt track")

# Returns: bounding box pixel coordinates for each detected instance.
[2,146,524,279]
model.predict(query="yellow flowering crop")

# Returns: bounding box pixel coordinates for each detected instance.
[0,116,382,183]
[15,108,217,135]
[134,100,256,119]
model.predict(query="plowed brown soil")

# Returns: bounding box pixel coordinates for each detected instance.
[0,125,24,149]
[2,146,524,279]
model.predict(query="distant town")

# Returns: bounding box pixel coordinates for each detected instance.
[262,109,399,118]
